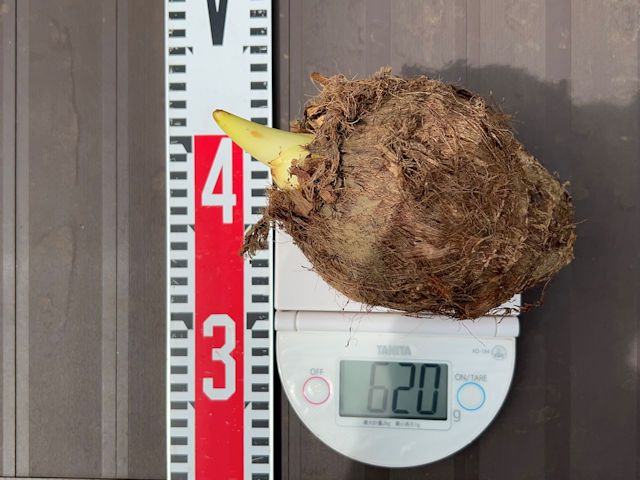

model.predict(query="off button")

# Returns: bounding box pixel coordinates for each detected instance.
[457,382,486,411]
[302,376,330,405]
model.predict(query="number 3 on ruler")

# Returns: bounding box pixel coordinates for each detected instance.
[202,137,236,223]
[203,314,236,400]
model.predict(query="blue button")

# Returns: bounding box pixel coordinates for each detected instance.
[457,382,486,411]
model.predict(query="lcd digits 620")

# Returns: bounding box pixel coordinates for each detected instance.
[339,360,448,420]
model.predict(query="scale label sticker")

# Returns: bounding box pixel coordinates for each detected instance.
[166,1,273,479]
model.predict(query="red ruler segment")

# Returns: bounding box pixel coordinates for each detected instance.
[194,136,245,479]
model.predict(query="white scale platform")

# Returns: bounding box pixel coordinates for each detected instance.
[275,230,520,467]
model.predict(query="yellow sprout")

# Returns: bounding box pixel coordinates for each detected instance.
[213,110,313,189]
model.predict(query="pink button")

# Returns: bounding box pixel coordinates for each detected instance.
[302,376,330,405]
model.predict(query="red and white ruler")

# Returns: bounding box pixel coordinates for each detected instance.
[165,1,273,479]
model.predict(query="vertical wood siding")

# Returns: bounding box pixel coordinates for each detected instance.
[8,1,165,478]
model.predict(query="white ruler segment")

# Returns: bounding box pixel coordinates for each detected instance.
[166,1,274,479]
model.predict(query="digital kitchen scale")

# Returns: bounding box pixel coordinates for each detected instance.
[275,231,520,468]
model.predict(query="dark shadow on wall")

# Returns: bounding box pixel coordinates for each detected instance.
[328,62,640,480]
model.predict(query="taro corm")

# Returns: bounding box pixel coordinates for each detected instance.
[214,69,575,319]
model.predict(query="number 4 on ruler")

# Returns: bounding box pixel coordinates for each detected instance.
[202,137,237,223]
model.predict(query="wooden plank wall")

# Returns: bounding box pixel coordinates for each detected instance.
[0,0,16,477]
[277,0,640,479]
[2,1,165,478]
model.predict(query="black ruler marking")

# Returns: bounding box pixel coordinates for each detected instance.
[246,312,268,329]
[171,189,188,197]
[171,312,193,329]
[251,170,268,179]
[170,206,188,215]
[170,136,192,152]
[251,330,268,339]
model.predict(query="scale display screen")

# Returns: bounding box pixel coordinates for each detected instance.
[339,360,448,420]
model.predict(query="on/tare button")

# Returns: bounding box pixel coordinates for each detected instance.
[302,376,330,405]
[457,382,486,411]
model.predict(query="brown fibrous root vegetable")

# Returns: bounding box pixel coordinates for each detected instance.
[243,68,576,319]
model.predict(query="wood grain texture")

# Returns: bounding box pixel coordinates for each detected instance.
[17,1,113,476]
[14,0,28,474]
[12,1,165,478]
[298,0,367,113]
[277,0,640,478]
[101,4,117,478]
[274,0,289,131]
[567,1,639,478]
[0,477,163,480]
[0,477,157,480]
[115,2,130,476]
[390,0,462,79]
[0,0,15,476]
[122,2,166,478]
